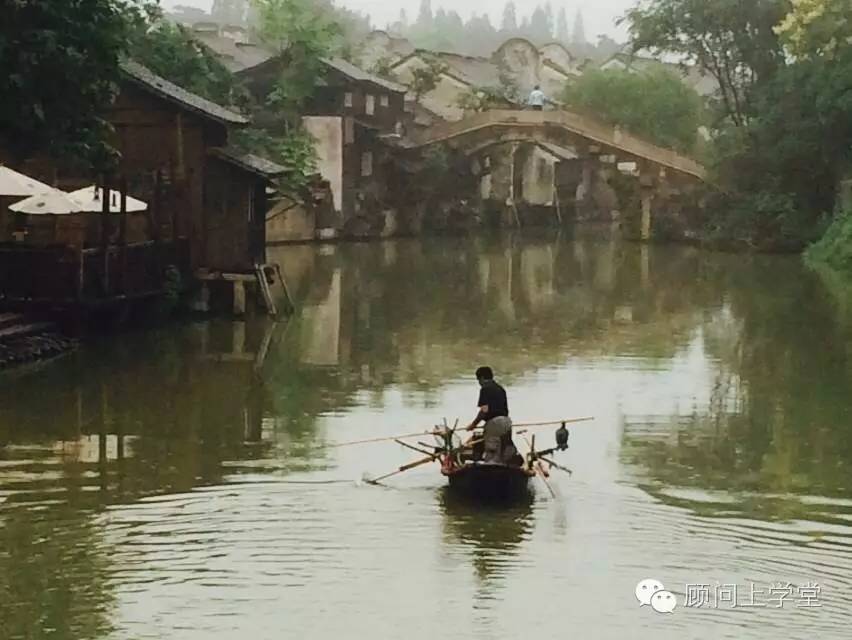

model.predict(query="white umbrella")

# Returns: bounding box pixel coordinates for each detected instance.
[68,186,148,213]
[9,188,86,215]
[0,165,54,197]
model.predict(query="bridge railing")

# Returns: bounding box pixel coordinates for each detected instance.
[410,109,706,180]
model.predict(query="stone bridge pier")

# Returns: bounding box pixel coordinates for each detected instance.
[416,110,707,239]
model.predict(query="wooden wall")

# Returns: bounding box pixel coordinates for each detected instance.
[109,85,229,269]
[203,157,265,272]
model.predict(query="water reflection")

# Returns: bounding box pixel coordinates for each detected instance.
[2,234,852,639]
[439,488,535,589]
[620,253,852,524]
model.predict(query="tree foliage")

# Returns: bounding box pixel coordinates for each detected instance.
[252,0,340,114]
[621,0,791,127]
[127,16,244,108]
[393,2,619,61]
[710,45,852,244]
[409,57,449,103]
[0,0,152,166]
[563,68,704,153]
[775,0,852,60]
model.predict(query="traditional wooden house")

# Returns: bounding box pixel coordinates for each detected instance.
[0,62,286,318]
[236,55,408,236]
[115,61,286,271]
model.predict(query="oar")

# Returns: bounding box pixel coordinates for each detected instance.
[540,455,573,476]
[366,454,439,485]
[365,439,483,486]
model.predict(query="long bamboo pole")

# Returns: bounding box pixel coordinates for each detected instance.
[366,438,483,486]
[329,417,593,449]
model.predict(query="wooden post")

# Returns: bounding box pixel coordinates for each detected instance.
[119,176,128,294]
[637,163,657,242]
[233,281,246,316]
[553,163,563,225]
[101,176,110,295]
[175,113,185,180]
[640,190,653,241]
[233,320,246,355]
[509,143,521,228]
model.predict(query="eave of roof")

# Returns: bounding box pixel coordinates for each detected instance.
[120,60,249,126]
[208,147,287,179]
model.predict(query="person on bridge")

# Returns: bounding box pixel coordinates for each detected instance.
[466,366,521,466]
[527,85,549,111]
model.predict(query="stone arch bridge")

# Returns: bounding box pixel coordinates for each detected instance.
[407,110,707,238]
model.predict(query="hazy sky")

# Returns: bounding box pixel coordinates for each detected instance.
[162,0,636,40]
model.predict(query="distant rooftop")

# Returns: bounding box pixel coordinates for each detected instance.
[321,57,408,94]
[192,30,275,73]
[120,61,249,125]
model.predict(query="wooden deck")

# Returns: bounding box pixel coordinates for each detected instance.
[0,239,189,308]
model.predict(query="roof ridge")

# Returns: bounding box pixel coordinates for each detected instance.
[120,60,249,125]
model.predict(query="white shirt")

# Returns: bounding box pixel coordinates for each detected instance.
[528,89,546,106]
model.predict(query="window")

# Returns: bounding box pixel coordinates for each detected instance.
[366,94,375,115]
[344,92,353,108]
[344,117,355,144]
[380,94,389,108]
[361,151,373,177]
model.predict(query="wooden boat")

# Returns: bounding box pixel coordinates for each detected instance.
[361,418,586,493]
[441,460,536,501]
[434,421,573,501]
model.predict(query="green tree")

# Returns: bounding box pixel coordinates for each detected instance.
[563,68,705,153]
[127,17,244,107]
[252,0,341,113]
[228,0,349,195]
[710,45,852,247]
[410,57,449,104]
[556,8,570,43]
[0,0,153,166]
[417,0,434,28]
[501,2,518,32]
[775,0,852,60]
[621,0,791,127]
[572,10,587,46]
[529,6,553,43]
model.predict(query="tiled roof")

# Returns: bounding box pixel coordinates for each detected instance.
[321,57,408,94]
[192,31,276,72]
[208,147,287,178]
[120,61,249,125]
[435,52,500,87]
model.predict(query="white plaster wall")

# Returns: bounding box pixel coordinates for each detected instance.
[521,146,557,206]
[493,39,541,95]
[392,57,469,121]
[540,44,578,75]
[302,116,343,213]
[540,64,571,101]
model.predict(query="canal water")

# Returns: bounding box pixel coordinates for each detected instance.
[2,234,852,639]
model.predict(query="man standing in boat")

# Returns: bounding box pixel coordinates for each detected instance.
[466,367,521,465]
